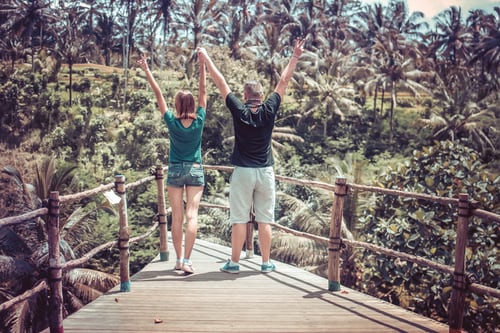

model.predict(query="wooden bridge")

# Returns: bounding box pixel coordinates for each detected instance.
[42,239,449,333]
[3,165,499,333]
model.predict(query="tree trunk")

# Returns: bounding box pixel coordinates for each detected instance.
[69,62,73,107]
[389,85,396,142]
[380,88,385,116]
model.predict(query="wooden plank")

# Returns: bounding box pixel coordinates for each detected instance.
[42,239,449,333]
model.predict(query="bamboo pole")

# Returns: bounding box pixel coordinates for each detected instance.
[0,208,48,227]
[59,183,115,204]
[115,175,131,292]
[0,280,47,312]
[155,165,169,261]
[245,210,255,258]
[328,177,347,291]
[448,193,470,333]
[47,191,64,333]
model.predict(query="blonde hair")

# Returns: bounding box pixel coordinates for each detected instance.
[174,90,196,119]
[244,81,263,100]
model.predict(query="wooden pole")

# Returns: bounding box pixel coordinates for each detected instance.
[115,175,131,292]
[245,210,255,258]
[155,165,169,261]
[47,191,64,333]
[448,193,470,333]
[328,177,347,291]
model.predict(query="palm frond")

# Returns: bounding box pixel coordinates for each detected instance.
[64,289,85,313]
[0,255,34,284]
[271,233,327,266]
[1,166,23,187]
[5,299,29,333]
[67,282,103,304]
[65,268,119,293]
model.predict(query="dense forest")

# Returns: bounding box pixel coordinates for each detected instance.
[0,0,498,332]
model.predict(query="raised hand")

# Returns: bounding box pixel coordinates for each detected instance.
[137,55,149,71]
[292,38,306,59]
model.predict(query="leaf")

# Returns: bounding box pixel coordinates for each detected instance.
[425,176,434,187]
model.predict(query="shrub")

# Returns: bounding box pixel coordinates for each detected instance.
[357,140,499,332]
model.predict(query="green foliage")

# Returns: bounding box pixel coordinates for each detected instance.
[357,140,499,332]
[115,115,169,170]
[0,21,498,330]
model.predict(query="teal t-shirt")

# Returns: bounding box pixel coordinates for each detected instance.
[163,106,206,164]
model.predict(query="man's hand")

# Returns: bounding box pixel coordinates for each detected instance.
[196,47,209,61]
[292,38,306,60]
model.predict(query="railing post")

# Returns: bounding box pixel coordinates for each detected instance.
[448,193,469,333]
[328,177,347,291]
[115,175,131,292]
[155,165,169,261]
[245,210,255,258]
[47,191,64,333]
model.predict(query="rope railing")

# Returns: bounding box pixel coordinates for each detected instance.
[0,164,498,333]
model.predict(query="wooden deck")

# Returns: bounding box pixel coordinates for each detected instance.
[47,239,449,333]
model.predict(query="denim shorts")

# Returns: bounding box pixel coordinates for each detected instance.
[167,162,205,187]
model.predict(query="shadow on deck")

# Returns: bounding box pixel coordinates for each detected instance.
[44,239,449,333]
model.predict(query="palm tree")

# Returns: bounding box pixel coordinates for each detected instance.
[51,5,91,106]
[94,10,119,66]
[356,30,433,139]
[246,1,303,91]
[226,0,260,59]
[416,72,497,155]
[0,38,27,71]
[350,2,388,51]
[143,0,174,69]
[0,0,55,70]
[469,7,500,76]
[295,49,362,137]
[428,6,472,67]
[389,0,428,39]
[169,0,229,50]
[0,159,120,332]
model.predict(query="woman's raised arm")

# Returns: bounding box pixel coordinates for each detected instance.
[137,55,168,116]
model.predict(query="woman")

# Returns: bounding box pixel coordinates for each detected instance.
[137,51,206,274]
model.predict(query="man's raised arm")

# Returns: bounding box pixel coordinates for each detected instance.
[197,47,232,101]
[275,38,305,98]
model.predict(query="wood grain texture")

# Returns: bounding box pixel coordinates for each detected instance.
[41,239,449,333]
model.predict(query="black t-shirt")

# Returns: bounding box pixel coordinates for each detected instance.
[225,92,281,167]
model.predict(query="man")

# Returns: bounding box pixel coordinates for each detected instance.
[198,38,305,273]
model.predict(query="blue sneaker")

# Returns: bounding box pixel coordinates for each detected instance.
[220,260,240,274]
[261,261,276,273]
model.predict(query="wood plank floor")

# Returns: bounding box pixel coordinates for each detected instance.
[46,239,449,333]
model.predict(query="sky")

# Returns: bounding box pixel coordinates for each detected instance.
[362,0,499,20]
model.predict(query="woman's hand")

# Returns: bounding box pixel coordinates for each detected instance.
[137,55,149,72]
[196,47,208,63]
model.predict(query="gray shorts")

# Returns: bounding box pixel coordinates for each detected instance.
[167,162,205,187]
[229,166,275,224]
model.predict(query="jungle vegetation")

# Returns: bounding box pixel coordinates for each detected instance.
[0,1,498,332]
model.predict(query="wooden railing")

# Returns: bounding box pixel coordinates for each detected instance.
[0,164,499,333]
